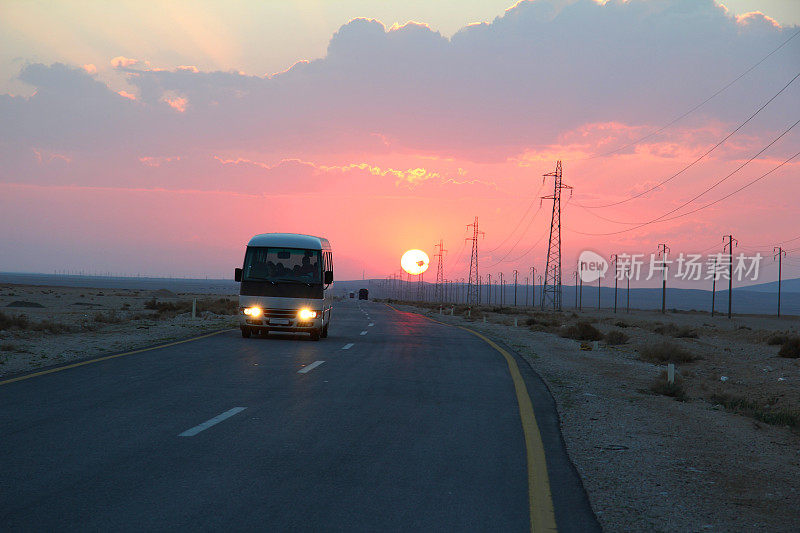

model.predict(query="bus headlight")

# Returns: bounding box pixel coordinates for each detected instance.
[243,306,262,317]
[298,308,317,320]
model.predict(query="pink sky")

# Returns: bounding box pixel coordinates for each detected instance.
[1,0,799,285]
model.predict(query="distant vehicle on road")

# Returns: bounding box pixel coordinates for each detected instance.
[234,233,333,340]
[349,292,355,299]
[358,288,368,300]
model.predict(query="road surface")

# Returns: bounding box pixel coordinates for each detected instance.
[0,299,598,531]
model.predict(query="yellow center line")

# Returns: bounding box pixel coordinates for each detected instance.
[386,304,557,533]
[0,329,236,386]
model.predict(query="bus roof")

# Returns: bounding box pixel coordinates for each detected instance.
[246,233,331,251]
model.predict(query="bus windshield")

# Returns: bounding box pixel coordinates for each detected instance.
[242,247,321,284]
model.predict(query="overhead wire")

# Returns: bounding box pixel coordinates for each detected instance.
[572,28,800,163]
[566,145,800,236]
[572,116,800,226]
[571,69,800,209]
[485,180,545,253]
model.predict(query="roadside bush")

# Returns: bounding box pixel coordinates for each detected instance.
[605,330,629,345]
[778,337,800,359]
[614,320,629,328]
[650,370,686,401]
[561,321,603,341]
[767,334,790,346]
[145,298,239,319]
[0,311,29,331]
[93,310,125,324]
[711,393,799,429]
[654,323,697,338]
[638,342,697,363]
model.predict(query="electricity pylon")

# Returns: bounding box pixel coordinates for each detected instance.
[466,217,484,305]
[434,239,447,303]
[540,161,572,310]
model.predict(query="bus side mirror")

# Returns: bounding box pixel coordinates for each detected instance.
[234,268,242,282]
[324,270,333,285]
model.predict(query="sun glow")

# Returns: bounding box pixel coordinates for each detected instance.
[401,249,430,276]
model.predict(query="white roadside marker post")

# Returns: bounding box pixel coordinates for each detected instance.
[667,363,675,385]
[192,298,197,319]
[483,316,486,323]
[451,307,454,316]
[468,308,471,318]
[514,317,518,327]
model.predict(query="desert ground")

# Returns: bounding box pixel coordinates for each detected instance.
[0,284,238,377]
[392,301,800,532]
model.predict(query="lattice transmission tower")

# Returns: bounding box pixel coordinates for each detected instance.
[541,161,572,311]
[434,239,447,303]
[466,217,484,305]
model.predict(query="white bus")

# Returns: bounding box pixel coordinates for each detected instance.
[234,233,333,340]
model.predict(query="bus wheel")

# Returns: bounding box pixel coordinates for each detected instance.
[241,326,251,338]
[309,329,321,341]
[321,323,329,338]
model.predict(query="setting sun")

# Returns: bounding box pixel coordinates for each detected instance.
[400,249,430,276]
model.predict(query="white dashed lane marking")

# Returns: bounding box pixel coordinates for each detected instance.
[342,343,354,350]
[298,361,325,374]
[178,407,247,437]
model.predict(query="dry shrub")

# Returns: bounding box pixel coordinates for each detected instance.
[561,321,603,341]
[711,393,799,429]
[654,323,697,338]
[638,341,697,363]
[145,298,238,319]
[605,330,629,345]
[93,310,125,324]
[778,337,800,359]
[650,370,686,401]
[0,311,29,331]
[614,320,629,328]
[767,334,791,346]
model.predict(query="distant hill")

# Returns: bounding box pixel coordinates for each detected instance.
[738,277,800,293]
[2,273,798,316]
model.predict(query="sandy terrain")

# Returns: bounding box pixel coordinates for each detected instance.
[0,284,238,377]
[394,302,800,532]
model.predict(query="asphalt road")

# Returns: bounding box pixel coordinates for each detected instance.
[0,299,599,532]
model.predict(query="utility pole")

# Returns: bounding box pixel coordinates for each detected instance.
[711,258,717,317]
[499,272,505,308]
[525,277,529,306]
[579,270,583,311]
[610,254,618,313]
[574,271,579,309]
[538,274,544,307]
[530,266,536,309]
[541,161,572,310]
[626,263,630,313]
[434,239,447,304]
[723,234,737,318]
[487,274,492,306]
[658,243,670,314]
[774,246,786,317]
[466,217,485,306]
[513,270,519,306]
[597,275,601,310]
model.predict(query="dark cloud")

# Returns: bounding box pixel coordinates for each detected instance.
[1,0,797,164]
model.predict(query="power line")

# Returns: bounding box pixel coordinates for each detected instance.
[566,119,800,235]
[572,28,800,162]
[572,69,800,209]
[484,204,544,267]
[485,181,545,253]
